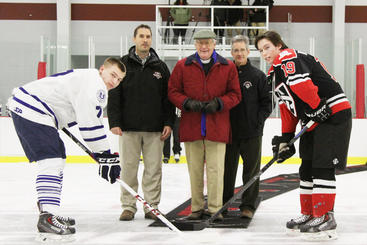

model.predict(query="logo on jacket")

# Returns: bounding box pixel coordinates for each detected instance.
[96,89,106,104]
[333,158,339,165]
[153,71,162,79]
[243,81,252,89]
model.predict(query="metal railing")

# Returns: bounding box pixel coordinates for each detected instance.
[155,5,269,60]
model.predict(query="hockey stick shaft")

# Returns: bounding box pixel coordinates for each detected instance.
[208,120,315,223]
[62,128,182,233]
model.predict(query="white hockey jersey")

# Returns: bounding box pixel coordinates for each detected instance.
[7,69,110,153]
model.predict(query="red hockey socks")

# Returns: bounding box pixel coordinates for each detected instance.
[299,180,313,215]
[312,179,336,217]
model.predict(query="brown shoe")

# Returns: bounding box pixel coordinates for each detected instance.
[119,210,135,221]
[144,211,158,221]
[240,209,254,219]
[211,213,224,222]
[187,210,204,220]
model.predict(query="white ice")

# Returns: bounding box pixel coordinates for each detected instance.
[1,162,367,245]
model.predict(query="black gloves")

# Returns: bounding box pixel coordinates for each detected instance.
[272,135,296,163]
[183,97,222,113]
[203,97,221,114]
[93,152,121,184]
[183,99,205,112]
[304,98,332,123]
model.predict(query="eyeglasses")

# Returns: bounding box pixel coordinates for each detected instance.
[232,48,247,53]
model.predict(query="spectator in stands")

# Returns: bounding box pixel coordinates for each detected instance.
[168,29,241,221]
[226,0,244,40]
[170,0,192,44]
[211,0,229,43]
[248,0,274,44]
[163,109,182,163]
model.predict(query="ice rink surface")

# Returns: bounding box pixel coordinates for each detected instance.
[1,162,367,245]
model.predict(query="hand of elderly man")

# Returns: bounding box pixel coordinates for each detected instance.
[203,97,222,114]
[183,99,205,112]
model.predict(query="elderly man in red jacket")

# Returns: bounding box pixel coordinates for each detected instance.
[168,29,242,221]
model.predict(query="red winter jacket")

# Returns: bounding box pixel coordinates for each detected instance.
[168,52,241,143]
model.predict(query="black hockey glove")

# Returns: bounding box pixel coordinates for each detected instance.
[93,151,121,184]
[203,97,222,114]
[272,134,296,163]
[183,99,205,112]
[304,98,332,123]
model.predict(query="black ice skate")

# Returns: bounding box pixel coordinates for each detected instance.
[300,211,337,241]
[36,212,76,243]
[55,215,76,226]
[286,214,312,235]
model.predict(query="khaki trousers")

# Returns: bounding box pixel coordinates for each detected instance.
[119,131,164,214]
[185,140,226,214]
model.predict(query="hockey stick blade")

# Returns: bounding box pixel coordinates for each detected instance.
[61,128,182,233]
[169,120,315,231]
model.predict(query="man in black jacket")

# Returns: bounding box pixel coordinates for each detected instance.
[223,35,272,219]
[107,24,175,221]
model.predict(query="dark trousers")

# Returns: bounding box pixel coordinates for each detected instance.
[11,112,66,162]
[163,116,182,158]
[213,17,226,38]
[223,136,262,212]
[173,24,188,44]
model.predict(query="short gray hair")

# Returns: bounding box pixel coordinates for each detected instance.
[231,35,250,50]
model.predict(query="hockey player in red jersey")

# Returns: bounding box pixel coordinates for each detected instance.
[255,31,352,241]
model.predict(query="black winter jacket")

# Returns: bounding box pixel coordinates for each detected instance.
[249,0,274,23]
[230,59,273,140]
[107,46,175,132]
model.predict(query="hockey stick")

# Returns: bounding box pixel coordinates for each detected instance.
[171,120,315,231]
[61,128,182,233]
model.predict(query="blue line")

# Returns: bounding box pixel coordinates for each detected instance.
[13,96,46,115]
[19,87,59,128]
[79,125,104,131]
[84,135,107,142]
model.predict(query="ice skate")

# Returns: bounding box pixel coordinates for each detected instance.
[285,214,312,235]
[55,215,76,226]
[300,211,337,241]
[36,212,76,243]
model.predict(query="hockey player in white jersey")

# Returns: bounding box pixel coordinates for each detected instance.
[7,57,126,241]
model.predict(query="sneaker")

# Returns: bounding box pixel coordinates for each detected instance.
[300,211,337,241]
[163,157,169,164]
[174,154,180,163]
[119,210,135,221]
[286,214,313,235]
[145,211,158,221]
[186,210,204,220]
[240,209,254,219]
[37,212,76,235]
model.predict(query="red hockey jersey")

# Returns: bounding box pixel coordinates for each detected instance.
[268,49,351,134]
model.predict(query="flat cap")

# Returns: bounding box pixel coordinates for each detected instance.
[193,29,216,40]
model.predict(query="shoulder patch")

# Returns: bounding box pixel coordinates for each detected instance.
[273,49,297,66]
[96,89,106,104]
